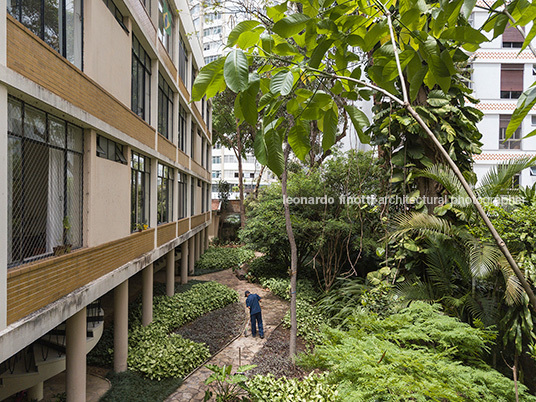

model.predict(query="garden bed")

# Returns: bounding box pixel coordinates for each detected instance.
[176,302,246,354]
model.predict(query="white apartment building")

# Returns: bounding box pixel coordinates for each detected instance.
[472,7,536,186]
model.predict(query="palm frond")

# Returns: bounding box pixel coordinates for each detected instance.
[477,156,536,198]
[496,256,524,305]
[389,213,455,241]
[416,164,468,198]
[395,278,436,305]
[467,240,502,278]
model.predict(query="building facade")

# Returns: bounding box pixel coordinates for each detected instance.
[472,8,536,186]
[0,0,212,399]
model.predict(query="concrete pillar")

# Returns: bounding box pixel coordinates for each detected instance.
[0,84,7,330]
[142,264,153,326]
[114,280,128,372]
[166,249,175,296]
[188,236,195,275]
[66,307,87,402]
[28,381,43,401]
[181,241,189,284]
[195,232,201,261]
[205,228,210,250]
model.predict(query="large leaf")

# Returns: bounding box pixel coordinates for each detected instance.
[288,123,310,161]
[227,20,261,47]
[319,108,338,151]
[272,14,310,38]
[427,90,450,107]
[309,38,332,69]
[224,49,249,93]
[239,75,260,126]
[270,70,295,96]
[521,23,536,52]
[344,105,370,144]
[192,58,225,101]
[254,131,268,165]
[506,83,536,139]
[264,130,284,177]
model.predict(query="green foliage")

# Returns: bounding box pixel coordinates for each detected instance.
[203,364,256,401]
[195,246,255,275]
[300,302,535,401]
[283,299,327,345]
[258,276,320,304]
[246,372,339,402]
[126,282,238,380]
[100,370,182,402]
[246,255,288,280]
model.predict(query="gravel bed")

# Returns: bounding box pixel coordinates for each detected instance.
[176,302,246,354]
[248,326,311,379]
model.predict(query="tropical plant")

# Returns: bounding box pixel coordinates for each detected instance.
[203,364,256,402]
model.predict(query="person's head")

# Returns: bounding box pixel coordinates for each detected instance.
[245,290,250,297]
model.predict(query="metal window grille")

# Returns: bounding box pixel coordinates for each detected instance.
[132,35,152,123]
[131,151,151,231]
[8,97,83,267]
[157,163,174,224]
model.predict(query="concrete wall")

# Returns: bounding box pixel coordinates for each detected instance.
[473,63,500,100]
[84,0,131,107]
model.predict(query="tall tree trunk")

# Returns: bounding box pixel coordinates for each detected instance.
[253,165,266,199]
[236,119,246,228]
[281,141,298,360]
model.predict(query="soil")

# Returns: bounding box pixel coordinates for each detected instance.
[248,325,312,379]
[176,302,246,354]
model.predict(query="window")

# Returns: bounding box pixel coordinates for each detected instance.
[206,104,211,129]
[213,156,221,164]
[234,172,239,178]
[8,0,82,69]
[140,0,151,15]
[8,97,83,266]
[206,142,210,168]
[202,97,206,121]
[131,151,151,231]
[204,12,221,23]
[191,178,195,215]
[201,137,205,167]
[511,174,520,189]
[503,25,524,48]
[499,115,522,149]
[157,163,173,224]
[158,0,174,56]
[204,55,219,64]
[178,172,187,219]
[204,43,210,51]
[179,36,188,84]
[213,26,222,34]
[224,170,234,178]
[201,182,205,213]
[533,64,536,76]
[131,35,151,123]
[214,142,221,150]
[224,155,237,163]
[192,68,198,91]
[244,154,256,164]
[532,115,536,126]
[97,135,127,164]
[213,170,221,178]
[178,104,187,152]
[158,73,174,140]
[102,0,128,31]
[467,12,474,28]
[191,4,200,14]
[501,64,524,99]
[191,126,196,157]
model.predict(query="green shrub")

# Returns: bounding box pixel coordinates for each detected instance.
[299,302,536,401]
[128,324,210,380]
[194,246,255,275]
[283,299,327,345]
[258,277,320,303]
[247,256,288,280]
[247,373,338,401]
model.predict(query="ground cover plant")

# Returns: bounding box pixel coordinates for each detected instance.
[194,246,255,275]
[299,302,536,401]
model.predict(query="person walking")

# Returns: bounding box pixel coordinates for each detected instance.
[245,290,264,339]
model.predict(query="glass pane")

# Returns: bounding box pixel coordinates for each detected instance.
[46,147,65,253]
[25,105,46,142]
[44,0,60,52]
[66,152,82,247]
[8,98,22,136]
[49,116,66,147]
[67,124,83,152]
[65,0,82,68]
[21,0,42,38]
[8,137,22,264]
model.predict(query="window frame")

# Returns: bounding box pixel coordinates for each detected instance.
[131,35,152,123]
[158,73,174,140]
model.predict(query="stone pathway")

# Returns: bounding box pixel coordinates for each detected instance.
[166,269,289,401]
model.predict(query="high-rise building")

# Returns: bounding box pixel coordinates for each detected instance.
[0,0,212,399]
[471,7,536,186]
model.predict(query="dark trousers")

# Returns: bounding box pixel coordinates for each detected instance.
[250,312,264,337]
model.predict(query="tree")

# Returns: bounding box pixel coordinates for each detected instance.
[193,0,536,357]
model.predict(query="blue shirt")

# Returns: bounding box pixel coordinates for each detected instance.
[246,293,262,315]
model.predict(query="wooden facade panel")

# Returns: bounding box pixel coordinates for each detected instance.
[157,222,177,247]
[192,103,208,134]
[6,17,156,149]
[158,41,178,79]
[178,78,190,103]
[191,160,205,178]
[191,214,205,228]
[157,135,177,162]
[6,229,155,324]
[177,149,189,168]
[178,218,190,236]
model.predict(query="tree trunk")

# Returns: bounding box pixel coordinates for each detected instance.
[282,141,298,361]
[253,165,266,199]
[236,119,246,228]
